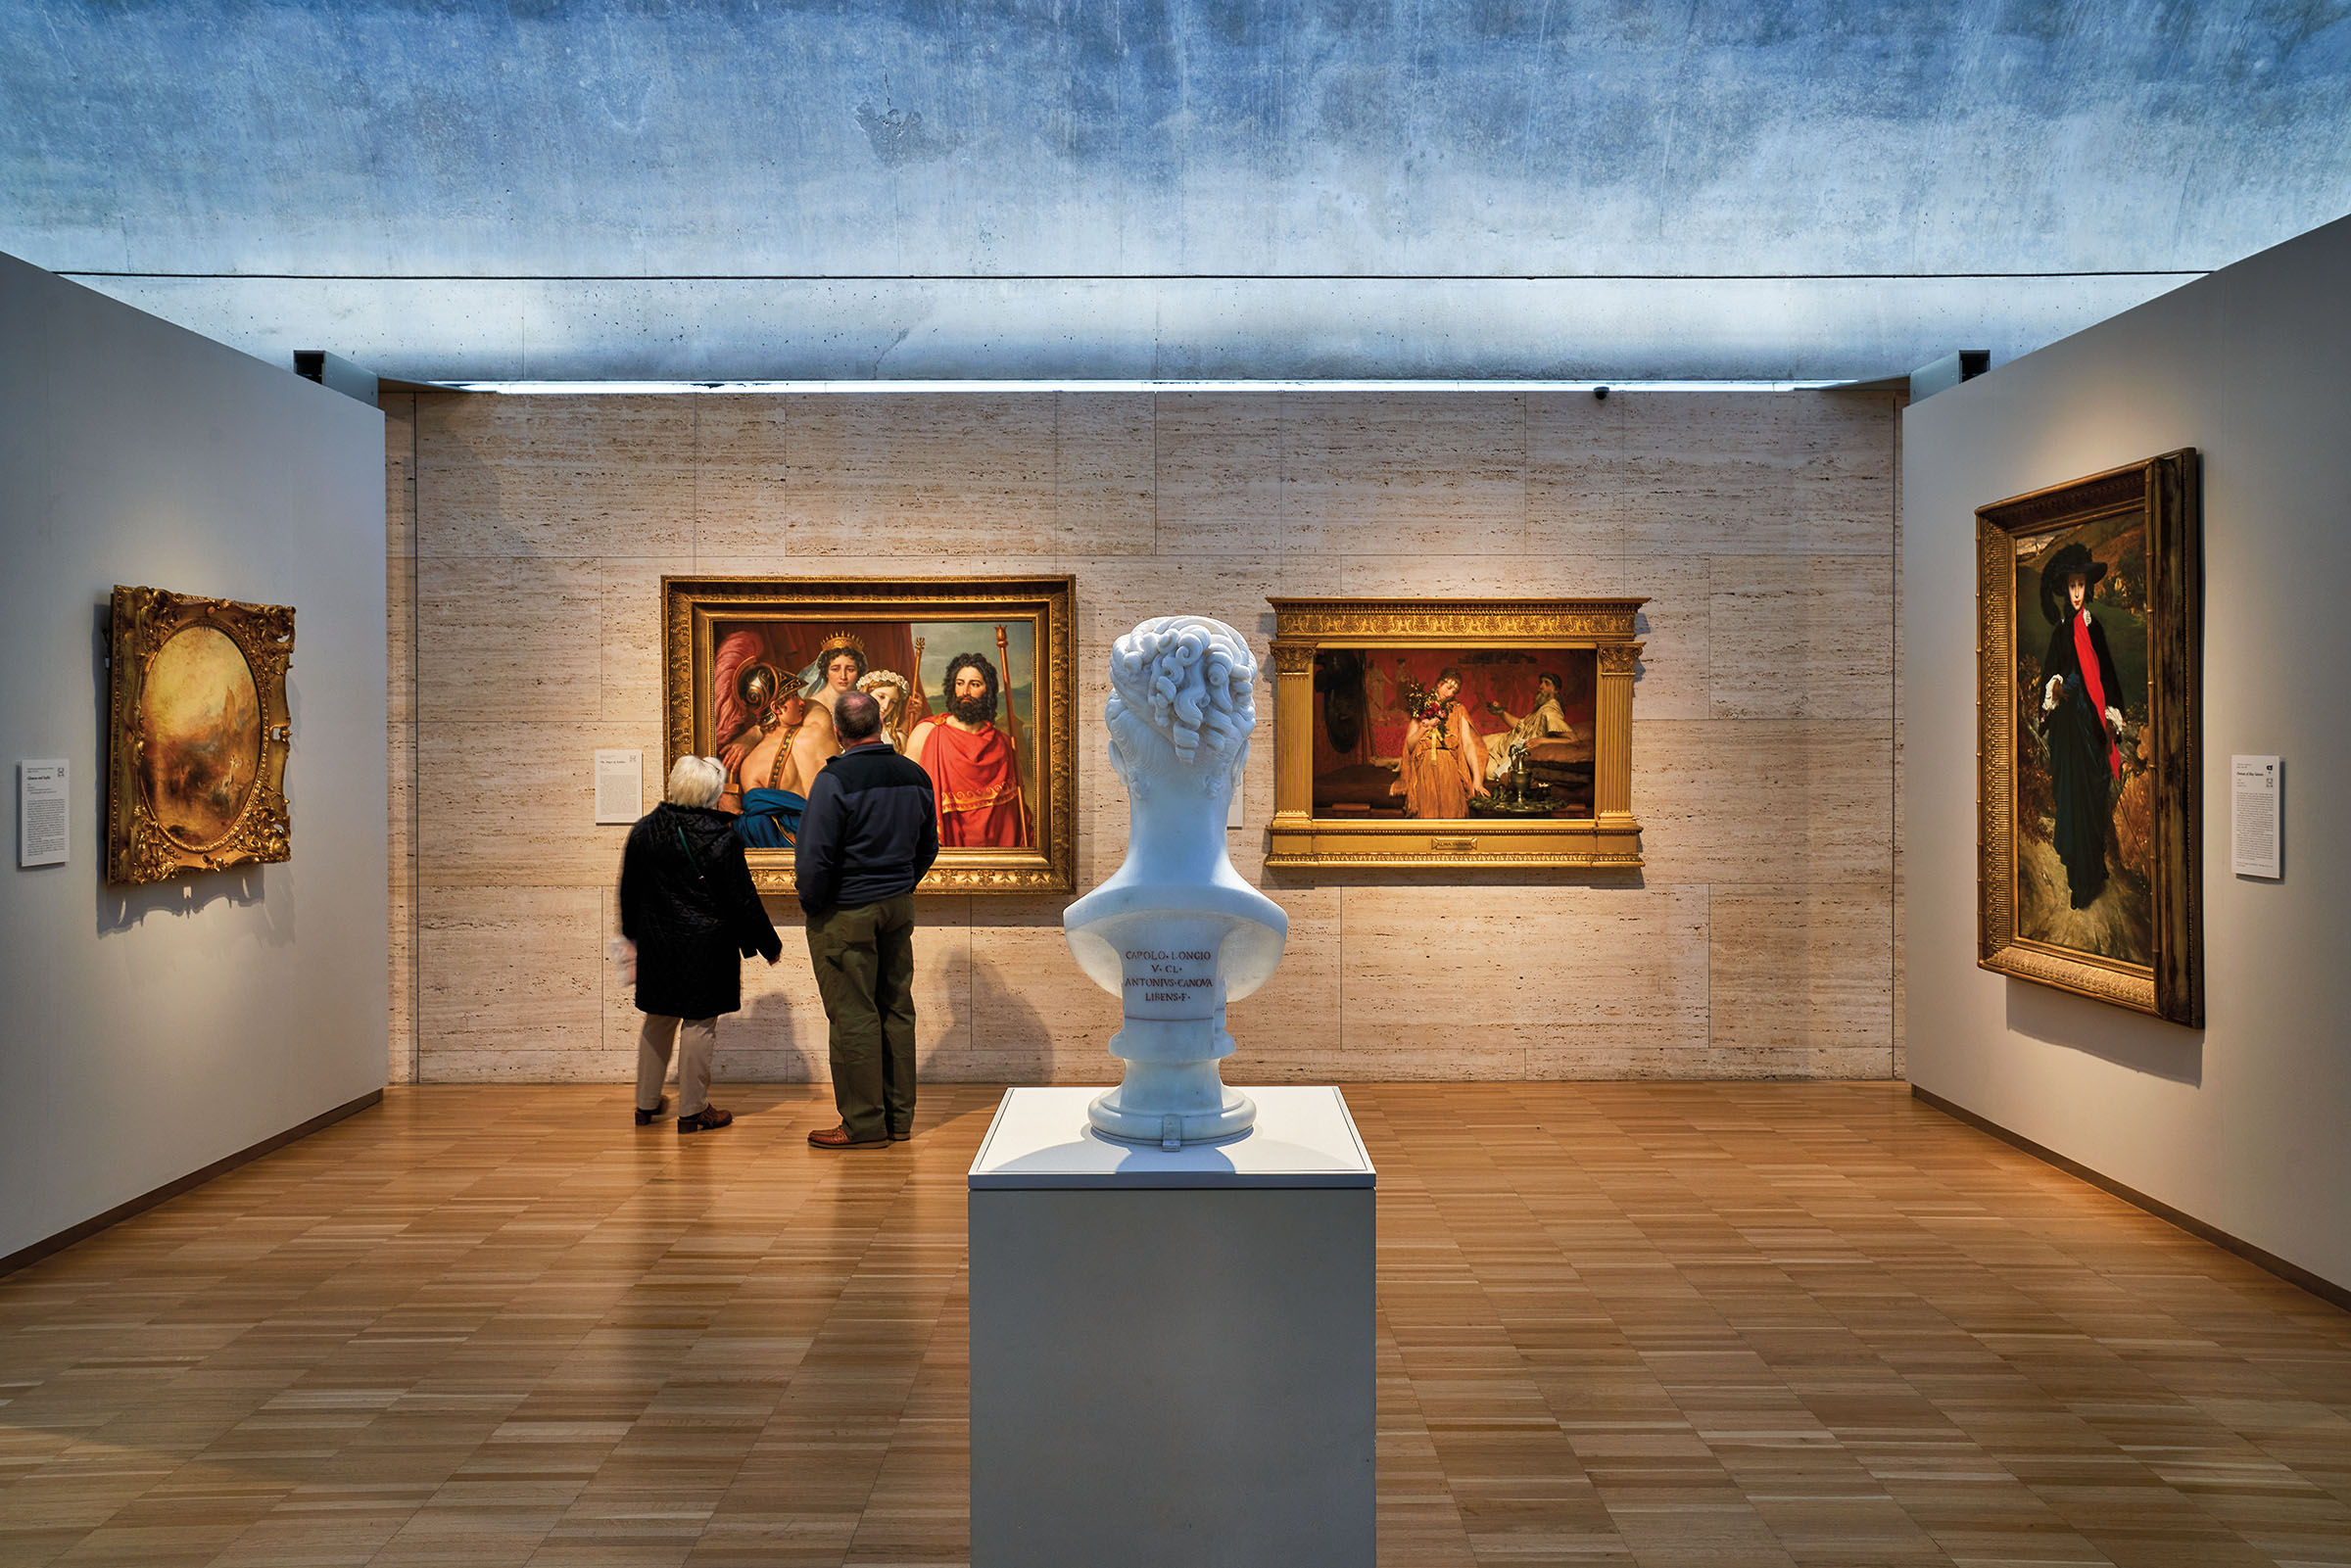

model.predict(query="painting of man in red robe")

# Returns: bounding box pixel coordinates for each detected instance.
[907,639,1032,847]
[670,581,1068,891]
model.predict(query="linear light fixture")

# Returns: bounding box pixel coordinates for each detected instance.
[428,377,1852,395]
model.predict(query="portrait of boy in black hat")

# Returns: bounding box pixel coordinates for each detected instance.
[1977,449,2199,1022]
[2035,540,2129,911]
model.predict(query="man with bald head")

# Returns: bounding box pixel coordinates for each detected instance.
[792,689,939,1149]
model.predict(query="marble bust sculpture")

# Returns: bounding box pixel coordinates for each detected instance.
[1065,615,1288,1146]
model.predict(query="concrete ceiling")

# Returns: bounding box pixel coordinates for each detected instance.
[5,0,2348,382]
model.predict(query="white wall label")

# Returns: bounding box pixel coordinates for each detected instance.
[19,759,68,867]
[595,749,644,825]
[2231,754,2281,879]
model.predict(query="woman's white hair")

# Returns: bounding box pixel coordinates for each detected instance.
[1105,615,1258,796]
[665,754,727,809]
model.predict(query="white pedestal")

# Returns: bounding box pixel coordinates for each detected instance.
[968,1085,1376,1568]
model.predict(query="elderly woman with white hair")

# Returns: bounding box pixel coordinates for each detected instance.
[617,754,783,1132]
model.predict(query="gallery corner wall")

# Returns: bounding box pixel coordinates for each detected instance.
[387,385,1903,1087]
[1903,214,2351,1293]
[0,252,388,1265]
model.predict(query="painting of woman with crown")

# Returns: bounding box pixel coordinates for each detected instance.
[713,627,895,844]
[664,576,1077,893]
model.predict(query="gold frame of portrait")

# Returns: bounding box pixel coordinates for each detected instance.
[105,584,295,885]
[661,575,1078,895]
[1265,596,1646,870]
[1976,450,2203,1025]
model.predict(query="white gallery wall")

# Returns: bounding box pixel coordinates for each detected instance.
[1904,214,2351,1291]
[0,252,387,1263]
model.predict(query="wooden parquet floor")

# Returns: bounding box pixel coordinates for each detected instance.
[3,1081,2348,1568]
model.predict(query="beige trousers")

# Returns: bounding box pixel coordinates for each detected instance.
[637,1015,717,1117]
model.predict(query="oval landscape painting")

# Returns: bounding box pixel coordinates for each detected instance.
[140,625,263,847]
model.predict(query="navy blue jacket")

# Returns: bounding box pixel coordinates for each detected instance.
[793,741,940,915]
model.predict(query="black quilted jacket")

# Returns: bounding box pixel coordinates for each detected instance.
[618,803,783,1019]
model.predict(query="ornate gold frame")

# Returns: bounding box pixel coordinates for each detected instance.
[662,575,1077,894]
[106,584,295,884]
[1266,596,1645,870]
[1977,451,2202,1025]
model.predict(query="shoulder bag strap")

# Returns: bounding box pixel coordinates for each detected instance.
[670,820,709,883]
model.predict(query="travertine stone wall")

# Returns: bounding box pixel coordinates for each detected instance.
[385,391,1901,1086]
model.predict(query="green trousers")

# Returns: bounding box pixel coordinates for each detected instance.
[804,893,919,1141]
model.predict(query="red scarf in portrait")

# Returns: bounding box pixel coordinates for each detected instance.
[2072,612,2122,780]
[924,723,1030,847]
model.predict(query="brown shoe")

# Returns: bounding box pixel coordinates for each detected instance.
[677,1105,734,1134]
[808,1123,888,1150]
[634,1097,669,1126]
[888,1128,912,1142]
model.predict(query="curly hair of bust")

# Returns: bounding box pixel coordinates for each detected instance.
[1108,616,1258,765]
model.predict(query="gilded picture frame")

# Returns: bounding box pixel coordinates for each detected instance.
[1266,596,1645,870]
[662,575,1077,894]
[106,584,295,884]
[1977,451,2202,1025]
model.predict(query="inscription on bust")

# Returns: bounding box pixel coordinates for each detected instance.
[1120,947,1220,1015]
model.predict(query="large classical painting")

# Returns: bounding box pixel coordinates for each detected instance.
[1267,597,1645,869]
[1978,451,2202,1024]
[663,576,1076,892]
[106,584,294,884]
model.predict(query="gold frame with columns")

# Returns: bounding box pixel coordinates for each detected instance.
[1976,451,2202,1025]
[1265,596,1645,870]
[106,584,296,884]
[662,575,1077,894]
